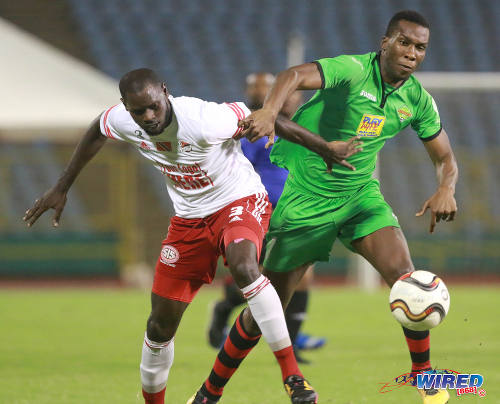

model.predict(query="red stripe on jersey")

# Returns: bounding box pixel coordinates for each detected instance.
[231,102,246,120]
[232,126,243,138]
[225,102,245,138]
[102,104,119,139]
[225,102,243,120]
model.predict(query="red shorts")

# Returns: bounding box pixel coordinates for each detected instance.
[152,193,271,302]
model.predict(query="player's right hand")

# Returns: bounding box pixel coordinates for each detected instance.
[237,108,277,148]
[322,136,363,172]
[23,186,68,228]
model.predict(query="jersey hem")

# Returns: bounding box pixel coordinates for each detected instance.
[313,61,325,89]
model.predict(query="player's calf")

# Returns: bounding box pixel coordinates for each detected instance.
[141,293,190,404]
[141,334,174,404]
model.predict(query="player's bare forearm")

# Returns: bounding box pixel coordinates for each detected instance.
[416,129,458,232]
[261,70,300,118]
[435,152,458,194]
[424,129,458,192]
[274,115,327,154]
[23,115,106,227]
[274,115,361,171]
[238,63,324,143]
[56,115,107,192]
[263,63,324,116]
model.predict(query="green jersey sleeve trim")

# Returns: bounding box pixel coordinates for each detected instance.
[421,125,442,142]
[411,84,442,139]
[312,61,325,89]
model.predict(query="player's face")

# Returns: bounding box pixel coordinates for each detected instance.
[380,20,429,86]
[246,75,272,110]
[123,83,172,135]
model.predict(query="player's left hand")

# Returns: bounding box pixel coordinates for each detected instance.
[322,136,363,172]
[237,108,277,148]
[416,186,457,233]
[238,118,275,149]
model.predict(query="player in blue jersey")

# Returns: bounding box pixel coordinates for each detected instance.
[207,72,326,363]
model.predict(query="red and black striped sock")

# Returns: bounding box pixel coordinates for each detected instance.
[200,312,261,401]
[403,326,432,383]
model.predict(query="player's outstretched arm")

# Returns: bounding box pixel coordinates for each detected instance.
[274,115,362,171]
[23,115,107,228]
[416,129,458,233]
[238,63,323,147]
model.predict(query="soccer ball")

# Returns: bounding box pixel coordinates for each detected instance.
[389,270,450,331]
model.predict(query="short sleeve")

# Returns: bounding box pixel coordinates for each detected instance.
[99,104,121,140]
[411,89,442,141]
[316,54,365,90]
[201,101,251,144]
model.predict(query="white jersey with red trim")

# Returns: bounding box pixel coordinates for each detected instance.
[99,95,266,218]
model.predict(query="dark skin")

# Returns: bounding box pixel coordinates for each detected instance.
[23,79,362,343]
[123,83,173,136]
[247,73,315,290]
[237,20,458,335]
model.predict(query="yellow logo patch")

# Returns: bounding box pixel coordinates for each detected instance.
[356,114,386,137]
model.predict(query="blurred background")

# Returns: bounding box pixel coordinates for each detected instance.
[1,0,499,286]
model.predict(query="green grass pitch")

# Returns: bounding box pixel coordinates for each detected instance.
[1,285,499,403]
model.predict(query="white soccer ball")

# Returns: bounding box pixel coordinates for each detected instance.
[389,270,450,331]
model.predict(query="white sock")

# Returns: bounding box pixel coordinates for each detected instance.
[241,275,291,351]
[140,333,174,393]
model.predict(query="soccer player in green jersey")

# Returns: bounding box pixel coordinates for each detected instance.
[199,10,458,404]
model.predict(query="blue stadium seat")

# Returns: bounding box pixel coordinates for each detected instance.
[66,0,500,263]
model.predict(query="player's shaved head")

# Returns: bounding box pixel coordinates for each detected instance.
[119,68,164,99]
[385,10,429,37]
[246,72,276,110]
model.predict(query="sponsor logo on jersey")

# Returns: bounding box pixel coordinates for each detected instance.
[356,114,386,137]
[160,245,179,267]
[179,141,192,152]
[155,141,172,152]
[397,105,413,122]
[360,90,377,102]
[135,130,144,139]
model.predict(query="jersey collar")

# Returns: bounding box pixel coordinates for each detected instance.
[374,52,407,108]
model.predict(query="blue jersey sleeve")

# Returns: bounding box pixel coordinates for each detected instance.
[240,137,288,207]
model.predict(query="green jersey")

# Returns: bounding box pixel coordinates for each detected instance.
[270,52,442,196]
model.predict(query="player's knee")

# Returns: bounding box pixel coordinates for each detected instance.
[146,314,177,342]
[229,259,260,288]
[385,261,414,287]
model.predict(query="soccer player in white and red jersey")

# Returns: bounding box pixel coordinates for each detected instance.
[23,68,361,404]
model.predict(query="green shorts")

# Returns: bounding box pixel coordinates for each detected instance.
[263,179,400,272]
